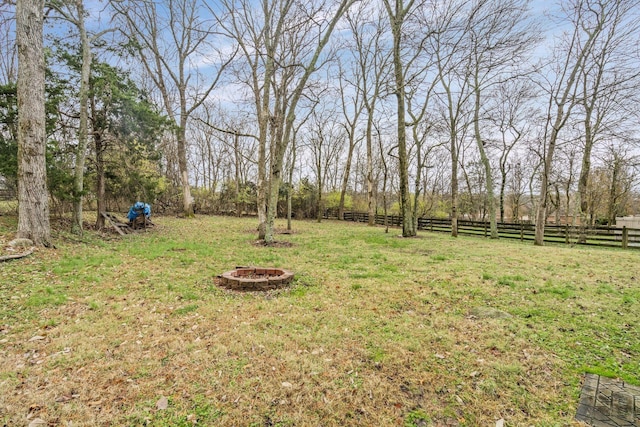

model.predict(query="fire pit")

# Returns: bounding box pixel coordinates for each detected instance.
[219,267,294,291]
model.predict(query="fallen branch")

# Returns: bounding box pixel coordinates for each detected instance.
[0,249,34,262]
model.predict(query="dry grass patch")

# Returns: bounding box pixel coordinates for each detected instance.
[1,215,637,426]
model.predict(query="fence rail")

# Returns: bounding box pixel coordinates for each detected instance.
[0,189,16,201]
[338,211,640,250]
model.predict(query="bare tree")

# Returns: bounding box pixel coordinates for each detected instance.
[575,1,640,227]
[490,79,534,223]
[400,2,444,235]
[266,0,356,242]
[419,144,450,217]
[16,0,50,245]
[466,0,535,238]
[407,103,439,234]
[534,0,609,245]
[430,0,474,237]
[215,0,357,243]
[112,0,233,217]
[506,157,528,222]
[336,58,364,220]
[343,5,389,225]
[307,106,345,222]
[382,0,426,237]
[194,105,259,215]
[284,123,301,231]
[376,122,391,233]
[212,0,279,238]
[603,145,638,224]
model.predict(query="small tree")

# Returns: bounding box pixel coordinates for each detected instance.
[88,62,168,228]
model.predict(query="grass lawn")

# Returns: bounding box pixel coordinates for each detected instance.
[0,214,638,426]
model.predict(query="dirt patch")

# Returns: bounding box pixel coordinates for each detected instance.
[244,228,297,235]
[275,228,296,235]
[393,234,427,239]
[251,240,294,248]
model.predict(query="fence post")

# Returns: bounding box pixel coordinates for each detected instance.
[565,224,569,244]
[622,226,628,249]
[484,222,487,238]
[520,223,524,241]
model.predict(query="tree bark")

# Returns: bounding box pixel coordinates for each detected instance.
[473,87,497,238]
[366,114,375,226]
[384,0,415,238]
[338,132,355,221]
[178,94,193,216]
[499,168,507,223]
[16,0,50,246]
[231,132,241,216]
[72,0,92,235]
[286,144,296,231]
[94,129,106,229]
[607,156,620,225]
[449,124,459,238]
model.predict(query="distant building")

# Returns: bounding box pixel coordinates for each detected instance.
[615,215,640,229]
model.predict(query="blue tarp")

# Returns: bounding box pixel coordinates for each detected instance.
[127,202,151,222]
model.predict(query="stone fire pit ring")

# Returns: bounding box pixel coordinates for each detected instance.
[219,267,294,291]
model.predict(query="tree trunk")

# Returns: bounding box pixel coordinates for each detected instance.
[366,115,375,226]
[177,112,192,216]
[499,173,506,223]
[607,158,619,225]
[287,184,292,231]
[262,0,354,243]
[388,1,414,238]
[536,93,572,246]
[378,130,389,234]
[287,180,293,231]
[287,141,296,231]
[578,102,594,233]
[411,120,431,236]
[316,185,322,223]
[474,87,497,238]
[412,165,421,236]
[450,132,458,238]
[534,130,556,245]
[72,1,92,235]
[265,165,282,244]
[96,142,107,230]
[95,130,105,229]
[338,135,355,221]
[234,132,242,217]
[16,0,50,246]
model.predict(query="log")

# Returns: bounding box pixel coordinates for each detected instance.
[0,249,33,262]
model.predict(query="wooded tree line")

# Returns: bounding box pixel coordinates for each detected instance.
[2,0,639,245]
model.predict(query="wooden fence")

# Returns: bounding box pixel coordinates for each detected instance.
[0,189,15,201]
[336,211,640,250]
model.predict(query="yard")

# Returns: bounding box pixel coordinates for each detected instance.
[0,214,638,426]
